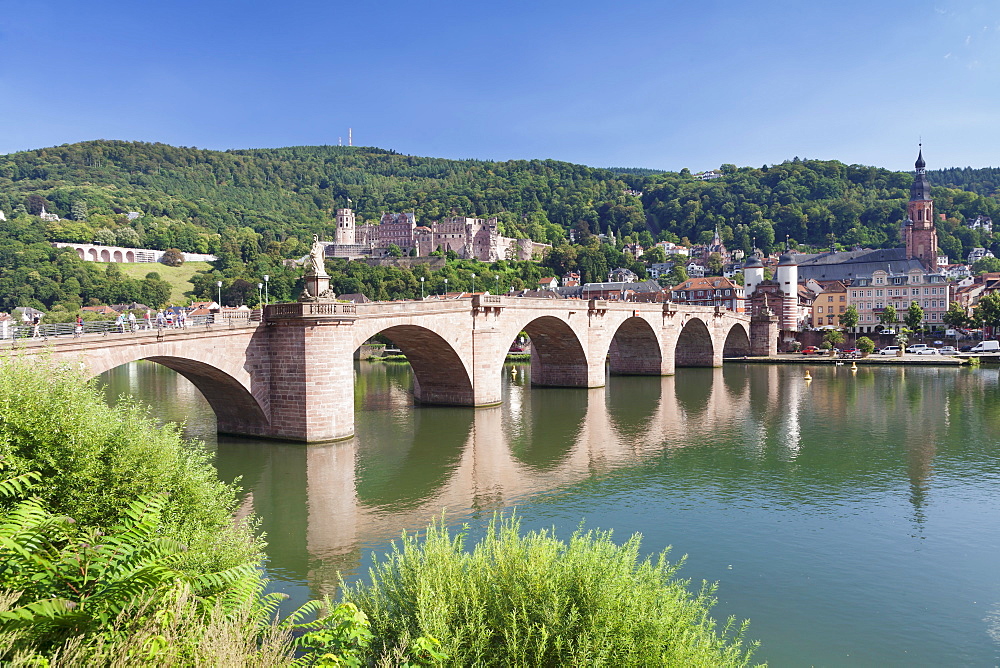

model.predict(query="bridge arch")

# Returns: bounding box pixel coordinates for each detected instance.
[76,248,85,260]
[100,249,111,262]
[113,250,123,263]
[88,248,99,261]
[360,324,474,406]
[722,322,751,357]
[607,316,663,375]
[504,315,589,388]
[85,354,270,437]
[675,317,715,367]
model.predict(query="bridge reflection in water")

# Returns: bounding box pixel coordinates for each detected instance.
[209,361,787,599]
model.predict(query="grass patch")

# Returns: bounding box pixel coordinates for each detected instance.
[110,261,212,304]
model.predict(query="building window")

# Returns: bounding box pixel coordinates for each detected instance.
[818,306,824,314]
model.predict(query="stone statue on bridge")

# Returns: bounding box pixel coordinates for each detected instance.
[308,235,329,278]
[300,235,335,302]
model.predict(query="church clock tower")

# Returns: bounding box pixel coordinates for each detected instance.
[904,146,938,270]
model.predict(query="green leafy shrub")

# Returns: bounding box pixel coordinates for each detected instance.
[857,337,875,355]
[345,513,758,667]
[0,356,261,576]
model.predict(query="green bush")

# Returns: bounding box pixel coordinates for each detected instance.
[857,337,875,354]
[345,513,759,667]
[0,356,261,576]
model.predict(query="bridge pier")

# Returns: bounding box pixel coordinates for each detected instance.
[265,305,357,442]
[750,309,779,357]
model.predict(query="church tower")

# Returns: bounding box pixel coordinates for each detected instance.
[904,147,937,270]
[335,208,356,245]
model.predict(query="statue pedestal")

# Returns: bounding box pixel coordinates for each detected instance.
[301,274,333,301]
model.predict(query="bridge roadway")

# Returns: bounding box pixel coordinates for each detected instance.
[8,296,773,442]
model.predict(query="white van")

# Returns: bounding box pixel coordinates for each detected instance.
[970,340,1000,353]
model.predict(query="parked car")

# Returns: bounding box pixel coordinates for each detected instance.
[801,346,821,355]
[906,344,930,354]
[938,346,958,355]
[878,346,901,355]
[841,347,860,357]
[970,340,1000,353]
[915,348,940,355]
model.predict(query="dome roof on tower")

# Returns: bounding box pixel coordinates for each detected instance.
[744,255,763,268]
[915,148,926,170]
[777,252,797,266]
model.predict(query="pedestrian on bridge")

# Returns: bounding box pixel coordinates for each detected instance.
[128,312,137,332]
[144,309,152,330]
[74,315,83,338]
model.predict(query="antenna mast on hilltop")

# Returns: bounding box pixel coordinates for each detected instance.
[349,128,352,147]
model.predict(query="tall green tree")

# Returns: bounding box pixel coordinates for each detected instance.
[840,304,859,343]
[879,304,897,329]
[942,301,969,331]
[973,292,1000,334]
[904,301,925,335]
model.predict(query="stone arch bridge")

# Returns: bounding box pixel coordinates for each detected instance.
[11,297,775,442]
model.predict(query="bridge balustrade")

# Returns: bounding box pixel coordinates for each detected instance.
[2,312,260,344]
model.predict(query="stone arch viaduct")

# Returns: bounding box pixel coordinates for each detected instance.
[12,296,776,442]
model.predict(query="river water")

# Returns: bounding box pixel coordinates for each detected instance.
[101,361,1000,667]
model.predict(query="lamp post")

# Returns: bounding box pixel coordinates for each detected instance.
[471,273,475,295]
[443,278,448,296]
[257,282,263,307]
[420,276,425,300]
[216,281,223,307]
[495,275,500,295]
[263,275,269,304]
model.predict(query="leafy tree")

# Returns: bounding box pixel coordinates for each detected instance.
[642,246,666,265]
[707,252,724,276]
[666,265,688,286]
[160,248,184,267]
[856,336,876,355]
[904,301,925,335]
[387,243,403,257]
[223,278,255,306]
[840,304,859,343]
[115,226,140,247]
[93,228,116,246]
[70,199,88,221]
[823,330,845,348]
[972,257,1000,274]
[942,301,969,330]
[973,292,1000,333]
[879,304,897,329]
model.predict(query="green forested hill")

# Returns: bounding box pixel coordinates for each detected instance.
[0,141,642,251]
[1,141,999,312]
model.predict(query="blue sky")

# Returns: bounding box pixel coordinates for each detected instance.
[1,0,997,171]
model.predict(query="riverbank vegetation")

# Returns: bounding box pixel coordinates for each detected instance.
[345,513,758,666]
